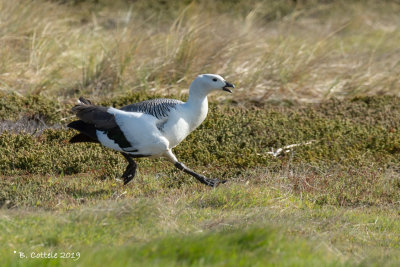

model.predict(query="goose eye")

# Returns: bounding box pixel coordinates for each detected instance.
[212,78,218,82]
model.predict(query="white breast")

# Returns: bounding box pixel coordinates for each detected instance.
[162,99,208,149]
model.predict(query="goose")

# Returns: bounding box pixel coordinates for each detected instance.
[67,74,235,187]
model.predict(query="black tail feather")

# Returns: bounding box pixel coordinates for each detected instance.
[70,133,99,143]
[67,120,98,141]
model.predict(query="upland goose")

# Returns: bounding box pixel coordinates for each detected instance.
[68,74,234,187]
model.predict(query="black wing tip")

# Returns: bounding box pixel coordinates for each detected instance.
[67,120,83,130]
[69,133,99,143]
[67,120,99,141]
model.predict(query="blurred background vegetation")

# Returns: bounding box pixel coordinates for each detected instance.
[0,0,399,102]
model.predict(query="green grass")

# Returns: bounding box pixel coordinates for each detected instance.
[1,93,400,265]
[1,0,400,266]
[1,183,400,266]
[2,94,400,265]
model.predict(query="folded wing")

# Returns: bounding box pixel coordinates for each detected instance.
[68,97,171,156]
[121,98,183,119]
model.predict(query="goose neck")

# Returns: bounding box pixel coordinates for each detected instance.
[187,82,209,105]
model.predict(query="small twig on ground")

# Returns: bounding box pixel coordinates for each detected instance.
[267,140,316,157]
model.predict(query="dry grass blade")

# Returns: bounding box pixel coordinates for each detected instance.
[0,0,398,102]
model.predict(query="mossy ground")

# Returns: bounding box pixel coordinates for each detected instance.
[1,93,400,266]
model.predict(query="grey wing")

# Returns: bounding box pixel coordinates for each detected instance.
[120,98,183,119]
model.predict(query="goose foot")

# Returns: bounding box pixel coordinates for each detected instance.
[174,162,226,187]
[121,153,137,185]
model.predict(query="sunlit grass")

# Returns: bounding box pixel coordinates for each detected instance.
[0,0,399,101]
[1,176,400,265]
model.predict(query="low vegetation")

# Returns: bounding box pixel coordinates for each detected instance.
[2,93,400,265]
[1,0,400,266]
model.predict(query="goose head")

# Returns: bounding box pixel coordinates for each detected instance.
[190,74,235,96]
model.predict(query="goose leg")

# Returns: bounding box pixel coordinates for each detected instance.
[121,153,137,185]
[164,150,226,187]
[174,162,226,187]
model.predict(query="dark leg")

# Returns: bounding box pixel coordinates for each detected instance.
[174,162,226,187]
[121,153,137,185]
